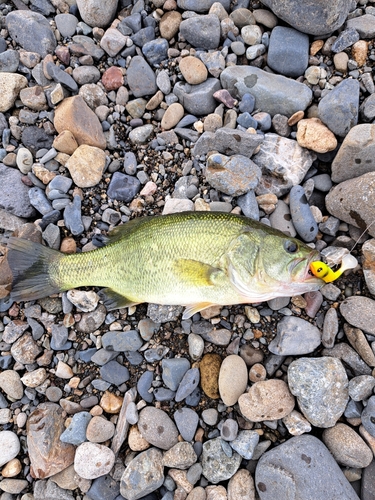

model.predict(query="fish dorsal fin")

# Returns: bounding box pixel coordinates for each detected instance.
[105,217,153,244]
[98,288,139,311]
[173,259,225,287]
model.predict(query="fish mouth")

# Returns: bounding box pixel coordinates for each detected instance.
[291,250,325,285]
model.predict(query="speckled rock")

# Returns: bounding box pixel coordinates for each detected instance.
[138,406,179,450]
[296,118,337,153]
[120,448,164,500]
[288,357,349,428]
[0,431,20,467]
[322,423,372,468]
[76,0,118,28]
[201,437,242,484]
[268,316,321,355]
[227,469,256,500]
[0,73,28,113]
[66,145,106,188]
[340,296,375,335]
[74,442,115,480]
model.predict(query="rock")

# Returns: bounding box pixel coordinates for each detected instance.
[230,430,259,459]
[192,128,263,158]
[0,431,20,467]
[107,172,141,202]
[252,133,316,197]
[27,403,75,478]
[179,15,220,50]
[74,442,115,480]
[346,14,375,38]
[174,408,199,442]
[173,78,221,116]
[218,354,248,406]
[201,437,242,484]
[331,124,375,183]
[282,410,312,436]
[323,423,373,468]
[60,412,92,446]
[220,66,312,117]
[0,164,36,218]
[340,297,375,335]
[101,66,123,91]
[120,448,164,500]
[255,435,360,500]
[179,56,208,85]
[344,324,375,367]
[54,96,106,149]
[331,27,360,52]
[66,145,106,188]
[138,406,179,450]
[205,153,261,196]
[159,11,182,40]
[199,353,221,399]
[76,0,118,28]
[0,370,23,400]
[325,172,375,236]
[296,118,337,153]
[288,357,349,427]
[161,102,185,130]
[227,469,256,500]
[127,56,157,97]
[163,442,197,469]
[21,367,48,387]
[259,0,351,36]
[86,416,115,443]
[267,26,309,77]
[54,13,78,38]
[6,11,57,57]
[11,332,42,364]
[363,239,375,295]
[238,379,295,422]
[177,0,230,11]
[0,73,28,113]
[318,79,359,137]
[268,316,321,355]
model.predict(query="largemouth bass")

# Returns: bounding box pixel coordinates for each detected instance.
[6,211,324,319]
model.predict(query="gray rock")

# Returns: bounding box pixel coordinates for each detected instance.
[349,375,375,401]
[60,411,92,446]
[137,371,154,403]
[28,186,54,216]
[177,0,230,11]
[322,307,339,348]
[289,185,319,242]
[205,153,261,196]
[201,437,242,484]
[269,199,296,237]
[72,66,100,85]
[0,164,36,218]
[6,11,57,57]
[229,430,259,459]
[127,56,157,98]
[331,27,360,52]
[21,125,54,155]
[252,134,316,197]
[64,195,84,236]
[340,296,375,335]
[87,474,120,500]
[318,79,359,137]
[174,408,199,442]
[76,0,118,28]
[332,124,375,183]
[142,38,169,66]
[360,93,375,122]
[54,13,78,38]
[255,435,360,500]
[175,367,200,402]
[362,396,375,437]
[288,357,349,428]
[322,343,371,376]
[100,360,130,386]
[107,172,141,202]
[33,479,74,500]
[180,15,221,50]
[0,50,20,73]
[268,316,321,355]
[267,27,309,77]
[346,14,375,38]
[162,358,190,391]
[193,128,263,158]
[173,78,222,116]
[120,448,164,500]
[138,407,179,450]
[237,190,260,220]
[131,27,156,48]
[220,66,312,117]
[325,172,375,237]
[102,330,143,352]
[361,457,375,500]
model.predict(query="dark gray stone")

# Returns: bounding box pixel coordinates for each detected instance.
[331,27,360,52]
[255,435,360,500]
[60,411,92,446]
[362,460,375,500]
[174,408,199,442]
[267,26,309,77]
[30,0,55,16]
[64,195,84,236]
[179,15,220,50]
[220,66,312,117]
[131,26,155,48]
[142,38,169,66]
[318,79,359,137]
[120,448,164,500]
[259,0,351,36]
[6,10,57,57]
[21,126,54,156]
[289,185,318,242]
[137,371,154,403]
[173,78,222,116]
[102,330,143,352]
[87,474,120,500]
[126,55,157,97]
[346,14,375,38]
[236,190,260,220]
[0,164,36,218]
[0,50,20,73]
[107,172,141,202]
[360,93,375,122]
[175,367,200,402]
[100,360,130,386]
[162,358,190,391]
[46,61,78,92]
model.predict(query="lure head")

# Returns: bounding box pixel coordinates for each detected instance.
[310,261,332,281]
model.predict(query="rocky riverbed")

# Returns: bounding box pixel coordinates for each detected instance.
[1,0,375,499]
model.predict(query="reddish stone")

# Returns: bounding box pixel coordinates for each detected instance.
[55,46,70,66]
[213,89,237,108]
[101,66,124,91]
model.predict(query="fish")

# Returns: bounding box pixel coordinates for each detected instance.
[5,211,324,319]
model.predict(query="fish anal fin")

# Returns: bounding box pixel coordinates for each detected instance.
[174,259,224,287]
[182,302,217,320]
[98,288,139,311]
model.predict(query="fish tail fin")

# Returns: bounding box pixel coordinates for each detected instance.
[5,237,65,302]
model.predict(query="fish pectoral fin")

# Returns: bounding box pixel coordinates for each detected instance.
[98,288,139,311]
[174,259,225,287]
[182,302,217,320]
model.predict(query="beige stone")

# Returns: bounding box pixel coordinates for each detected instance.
[296,117,337,153]
[219,354,248,406]
[128,425,150,451]
[333,52,349,73]
[159,11,182,40]
[100,391,123,414]
[161,102,184,130]
[66,144,106,188]
[323,423,372,468]
[19,86,48,111]
[179,56,208,85]
[352,40,368,67]
[310,39,324,56]
[238,379,295,422]
[53,130,79,155]
[86,415,115,443]
[0,73,28,112]
[228,468,255,500]
[54,95,106,149]
[203,113,222,133]
[1,458,22,478]
[21,368,47,388]
[32,165,57,184]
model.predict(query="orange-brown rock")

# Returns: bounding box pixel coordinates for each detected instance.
[199,353,222,399]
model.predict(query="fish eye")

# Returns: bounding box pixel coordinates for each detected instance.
[284,240,298,254]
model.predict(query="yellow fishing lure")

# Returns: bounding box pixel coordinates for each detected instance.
[310,254,358,283]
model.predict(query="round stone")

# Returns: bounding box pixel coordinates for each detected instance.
[323,423,373,468]
[0,431,20,467]
[74,442,115,479]
[179,56,208,85]
[86,416,115,443]
[218,355,248,406]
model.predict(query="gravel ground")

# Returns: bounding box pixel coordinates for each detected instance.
[1,0,375,499]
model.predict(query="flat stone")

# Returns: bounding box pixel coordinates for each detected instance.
[340,296,375,335]
[54,95,106,149]
[331,124,375,183]
[74,442,115,480]
[0,370,23,400]
[346,14,375,38]
[288,357,349,427]
[0,164,34,217]
[218,354,248,406]
[120,448,164,500]
[163,442,197,469]
[174,78,221,116]
[255,435,360,500]
[179,15,220,50]
[220,66,312,117]
[192,128,263,158]
[27,403,75,478]
[127,55,157,98]
[296,118,337,153]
